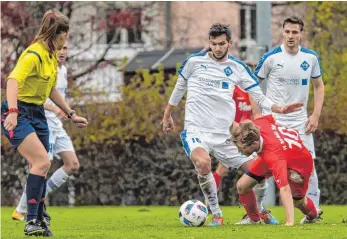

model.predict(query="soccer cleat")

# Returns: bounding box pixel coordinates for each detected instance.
[40,220,53,237]
[235,216,261,225]
[42,209,51,226]
[300,208,323,224]
[208,213,224,226]
[12,209,26,221]
[259,208,279,224]
[24,219,45,236]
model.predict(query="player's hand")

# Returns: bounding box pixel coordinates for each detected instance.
[3,112,17,132]
[161,115,175,134]
[54,107,68,122]
[272,102,304,114]
[305,114,319,134]
[71,114,88,128]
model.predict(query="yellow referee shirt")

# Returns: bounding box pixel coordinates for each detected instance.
[7,42,58,105]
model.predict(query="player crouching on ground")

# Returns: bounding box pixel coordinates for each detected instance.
[231,115,322,225]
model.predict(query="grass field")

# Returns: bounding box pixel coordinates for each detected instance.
[1,205,346,239]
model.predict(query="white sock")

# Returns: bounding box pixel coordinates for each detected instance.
[307,168,320,208]
[46,167,69,196]
[198,172,222,216]
[253,180,268,212]
[16,184,28,213]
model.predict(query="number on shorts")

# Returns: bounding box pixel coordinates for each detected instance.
[192,138,201,143]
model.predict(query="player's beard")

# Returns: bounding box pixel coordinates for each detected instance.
[212,50,228,60]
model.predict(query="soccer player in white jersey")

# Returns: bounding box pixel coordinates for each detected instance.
[161,23,303,226]
[12,41,81,223]
[254,17,324,220]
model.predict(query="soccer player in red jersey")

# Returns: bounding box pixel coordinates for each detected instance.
[211,86,278,224]
[232,114,322,225]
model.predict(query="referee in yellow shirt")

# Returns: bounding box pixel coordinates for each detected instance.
[1,9,88,237]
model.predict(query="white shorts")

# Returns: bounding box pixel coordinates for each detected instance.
[48,128,75,160]
[180,130,252,170]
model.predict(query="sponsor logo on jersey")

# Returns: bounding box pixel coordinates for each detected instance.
[224,66,233,76]
[300,60,310,71]
[238,102,252,111]
[278,77,300,85]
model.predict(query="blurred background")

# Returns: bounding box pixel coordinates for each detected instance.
[1,1,346,207]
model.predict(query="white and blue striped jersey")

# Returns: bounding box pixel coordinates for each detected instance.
[45,65,68,130]
[169,52,273,134]
[254,45,322,127]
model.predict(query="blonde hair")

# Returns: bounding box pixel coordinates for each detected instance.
[232,120,260,146]
[33,9,69,55]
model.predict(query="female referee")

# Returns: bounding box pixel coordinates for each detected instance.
[1,9,88,237]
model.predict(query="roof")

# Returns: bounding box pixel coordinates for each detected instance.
[125,47,207,73]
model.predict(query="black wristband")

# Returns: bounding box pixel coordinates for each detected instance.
[68,110,76,118]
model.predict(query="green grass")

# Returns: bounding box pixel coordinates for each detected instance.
[1,206,347,239]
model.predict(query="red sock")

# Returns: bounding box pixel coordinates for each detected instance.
[239,190,260,222]
[213,172,222,190]
[296,197,317,219]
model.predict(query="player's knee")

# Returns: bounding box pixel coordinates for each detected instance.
[293,198,305,207]
[236,179,249,194]
[36,158,51,174]
[195,158,211,175]
[68,160,80,173]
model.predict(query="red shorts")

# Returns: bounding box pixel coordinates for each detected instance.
[247,155,313,199]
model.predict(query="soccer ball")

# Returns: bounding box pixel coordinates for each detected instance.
[178,199,208,227]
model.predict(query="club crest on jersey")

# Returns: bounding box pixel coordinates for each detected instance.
[224,66,233,76]
[300,61,310,71]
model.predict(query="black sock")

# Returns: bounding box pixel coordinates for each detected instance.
[37,178,47,221]
[26,174,45,221]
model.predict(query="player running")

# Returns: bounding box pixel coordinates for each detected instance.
[161,23,302,226]
[232,114,322,225]
[254,16,324,215]
[12,41,80,226]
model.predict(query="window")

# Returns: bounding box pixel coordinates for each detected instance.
[105,8,143,45]
[240,5,256,41]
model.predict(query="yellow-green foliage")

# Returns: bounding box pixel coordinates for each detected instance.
[66,66,185,149]
[305,2,347,134]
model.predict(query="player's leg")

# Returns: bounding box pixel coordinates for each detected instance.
[235,173,261,224]
[46,130,77,196]
[288,167,322,224]
[17,133,50,236]
[239,157,279,224]
[205,163,228,211]
[180,131,223,226]
[214,163,229,190]
[300,133,320,208]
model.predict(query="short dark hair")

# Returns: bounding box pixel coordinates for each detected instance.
[283,16,304,32]
[208,23,232,41]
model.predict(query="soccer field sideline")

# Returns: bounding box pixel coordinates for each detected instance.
[1,205,346,239]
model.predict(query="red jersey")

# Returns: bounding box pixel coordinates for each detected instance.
[252,115,313,190]
[233,86,252,123]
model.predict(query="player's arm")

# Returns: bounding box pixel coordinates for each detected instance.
[4,53,40,131]
[43,101,68,122]
[238,65,303,115]
[306,76,324,134]
[162,76,187,133]
[49,88,88,127]
[249,95,262,119]
[263,151,295,225]
[162,57,192,133]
